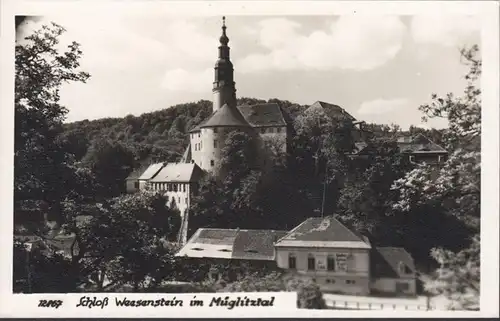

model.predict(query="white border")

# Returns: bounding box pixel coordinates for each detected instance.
[1,0,498,318]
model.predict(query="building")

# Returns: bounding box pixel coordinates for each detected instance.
[396,133,448,164]
[274,217,372,295]
[176,228,288,281]
[177,216,417,297]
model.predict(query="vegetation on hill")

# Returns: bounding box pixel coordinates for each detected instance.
[14,22,481,310]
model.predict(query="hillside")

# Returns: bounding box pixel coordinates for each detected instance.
[62,98,310,168]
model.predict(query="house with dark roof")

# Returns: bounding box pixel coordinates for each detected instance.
[176,228,288,281]
[396,133,448,164]
[177,216,417,297]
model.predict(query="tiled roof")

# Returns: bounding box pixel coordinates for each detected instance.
[149,163,204,183]
[275,216,371,249]
[306,101,356,122]
[138,163,165,180]
[176,228,288,261]
[372,247,416,278]
[237,103,287,127]
[189,118,209,133]
[397,133,447,153]
[200,104,251,128]
[126,165,150,180]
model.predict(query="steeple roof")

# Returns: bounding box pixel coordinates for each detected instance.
[200,103,250,128]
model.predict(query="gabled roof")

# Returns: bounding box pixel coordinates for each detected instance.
[237,103,287,127]
[200,104,251,128]
[138,162,165,180]
[372,247,416,278]
[149,163,204,183]
[176,228,288,261]
[275,216,371,249]
[306,101,356,122]
[189,118,209,133]
[397,133,447,154]
[126,164,150,180]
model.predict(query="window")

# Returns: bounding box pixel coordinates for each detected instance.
[198,132,200,138]
[200,142,202,150]
[346,280,356,285]
[327,256,335,271]
[277,127,281,133]
[178,197,180,204]
[288,254,296,269]
[214,140,217,148]
[308,256,316,270]
[185,198,188,204]
[174,184,178,192]
[210,160,215,167]
[134,181,139,189]
[213,127,218,133]
[261,128,266,134]
[182,184,186,192]
[268,127,274,133]
[409,155,415,163]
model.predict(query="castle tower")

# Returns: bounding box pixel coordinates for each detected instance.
[212,16,236,113]
[187,16,251,173]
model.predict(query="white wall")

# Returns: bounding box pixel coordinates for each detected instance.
[276,247,370,275]
[148,182,192,218]
[371,278,417,296]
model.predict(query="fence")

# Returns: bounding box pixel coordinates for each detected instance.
[326,299,431,311]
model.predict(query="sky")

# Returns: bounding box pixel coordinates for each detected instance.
[16,13,480,129]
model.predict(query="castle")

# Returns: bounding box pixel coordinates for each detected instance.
[126,17,447,244]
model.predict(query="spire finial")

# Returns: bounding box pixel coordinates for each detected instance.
[219,16,229,45]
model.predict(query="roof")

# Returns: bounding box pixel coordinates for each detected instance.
[189,118,209,133]
[237,103,287,127]
[397,133,447,154]
[372,247,416,278]
[306,101,356,122]
[176,228,288,261]
[138,163,165,180]
[275,216,371,249]
[149,163,204,183]
[126,165,150,180]
[200,103,251,128]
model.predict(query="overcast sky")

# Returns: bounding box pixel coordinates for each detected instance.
[16,13,480,129]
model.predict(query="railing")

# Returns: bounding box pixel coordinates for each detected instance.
[326,299,430,311]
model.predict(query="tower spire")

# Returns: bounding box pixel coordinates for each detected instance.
[219,16,229,48]
[213,16,236,112]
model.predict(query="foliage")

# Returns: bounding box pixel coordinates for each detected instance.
[425,234,480,310]
[391,46,481,309]
[216,272,327,309]
[82,138,136,198]
[60,191,181,291]
[15,22,90,224]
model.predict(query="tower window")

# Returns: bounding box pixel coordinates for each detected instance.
[198,132,200,138]
[210,160,215,167]
[214,140,217,148]
[213,127,218,133]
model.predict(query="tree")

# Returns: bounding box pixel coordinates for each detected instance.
[391,46,481,309]
[59,191,181,291]
[15,22,90,224]
[82,139,136,198]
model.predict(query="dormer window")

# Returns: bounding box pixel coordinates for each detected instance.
[398,262,412,275]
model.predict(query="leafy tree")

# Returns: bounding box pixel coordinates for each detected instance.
[60,191,181,291]
[15,22,90,224]
[392,46,481,309]
[82,139,136,198]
